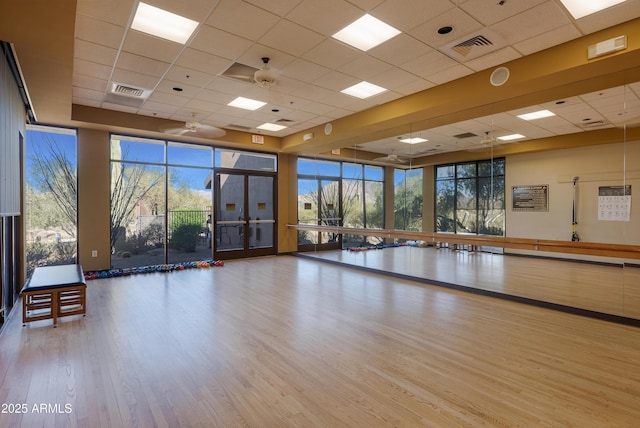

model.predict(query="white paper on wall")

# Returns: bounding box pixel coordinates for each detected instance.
[598,185,631,222]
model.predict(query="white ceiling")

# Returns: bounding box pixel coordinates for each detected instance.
[73,0,640,157]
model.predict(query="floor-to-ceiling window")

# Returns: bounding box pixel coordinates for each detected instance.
[297,157,385,250]
[110,136,276,268]
[341,162,384,247]
[297,158,342,250]
[394,168,423,232]
[435,158,505,235]
[110,136,167,269]
[25,125,78,277]
[167,142,213,264]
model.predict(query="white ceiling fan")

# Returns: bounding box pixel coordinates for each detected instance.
[374,153,408,164]
[161,113,226,139]
[253,57,277,88]
[467,131,505,152]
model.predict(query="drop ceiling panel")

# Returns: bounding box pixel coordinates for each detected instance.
[116,52,171,77]
[205,0,281,41]
[149,0,217,22]
[459,0,549,26]
[163,65,215,88]
[73,74,109,92]
[139,101,183,116]
[491,1,571,45]
[73,59,113,80]
[368,34,432,66]
[73,87,105,102]
[339,54,394,81]
[372,0,454,32]
[258,20,325,57]
[155,80,202,99]
[400,49,458,78]
[122,31,184,63]
[146,91,190,107]
[281,58,332,81]
[286,0,362,36]
[371,67,425,93]
[74,40,118,66]
[302,39,360,70]
[189,26,254,60]
[243,0,304,18]
[409,7,484,49]
[175,49,233,75]
[513,24,581,55]
[76,0,133,26]
[75,15,125,48]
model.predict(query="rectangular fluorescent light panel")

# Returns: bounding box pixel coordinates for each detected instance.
[498,134,525,141]
[257,123,287,132]
[341,81,387,99]
[400,137,428,144]
[332,14,401,51]
[559,0,626,19]
[517,109,556,120]
[131,3,199,44]
[228,97,266,111]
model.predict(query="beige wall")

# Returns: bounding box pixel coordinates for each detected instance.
[506,141,640,252]
[277,153,298,253]
[77,128,111,271]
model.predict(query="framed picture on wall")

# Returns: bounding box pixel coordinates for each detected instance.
[512,185,548,212]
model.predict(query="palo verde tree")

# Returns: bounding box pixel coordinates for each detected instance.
[109,157,164,251]
[29,134,77,238]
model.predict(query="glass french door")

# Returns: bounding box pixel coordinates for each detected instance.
[214,172,276,259]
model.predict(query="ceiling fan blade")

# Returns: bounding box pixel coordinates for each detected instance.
[160,126,187,135]
[160,123,226,139]
[193,128,226,138]
[374,155,406,163]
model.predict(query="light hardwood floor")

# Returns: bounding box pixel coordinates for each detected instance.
[1,255,640,427]
[301,246,640,320]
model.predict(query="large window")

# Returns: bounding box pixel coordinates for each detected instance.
[394,168,423,231]
[110,136,277,267]
[435,159,504,235]
[297,158,384,249]
[111,136,214,269]
[25,125,78,276]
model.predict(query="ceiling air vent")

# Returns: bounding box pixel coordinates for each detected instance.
[104,82,152,108]
[579,120,607,129]
[439,29,505,62]
[452,35,493,57]
[453,132,478,139]
[113,84,145,97]
[276,118,294,123]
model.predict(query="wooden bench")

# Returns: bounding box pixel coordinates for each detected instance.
[21,264,87,327]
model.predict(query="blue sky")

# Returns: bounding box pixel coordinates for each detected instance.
[25,127,77,189]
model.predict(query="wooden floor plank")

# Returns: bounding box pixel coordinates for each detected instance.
[1,255,640,427]
[301,246,640,320]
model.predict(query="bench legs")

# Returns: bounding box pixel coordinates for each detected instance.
[22,286,86,327]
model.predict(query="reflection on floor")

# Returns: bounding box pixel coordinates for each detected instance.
[295,246,640,325]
